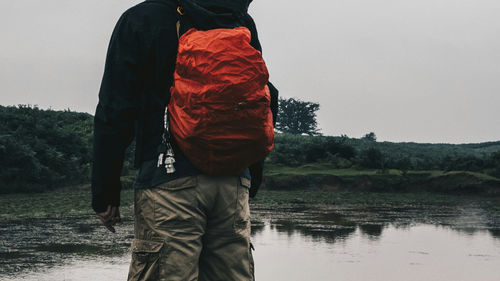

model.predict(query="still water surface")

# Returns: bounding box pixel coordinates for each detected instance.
[2,198,500,281]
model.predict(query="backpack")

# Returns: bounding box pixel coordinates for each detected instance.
[158,0,274,176]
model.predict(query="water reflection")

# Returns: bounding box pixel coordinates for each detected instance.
[489,228,500,238]
[1,199,499,280]
[251,223,500,281]
[249,203,500,245]
[271,219,356,243]
[358,224,384,238]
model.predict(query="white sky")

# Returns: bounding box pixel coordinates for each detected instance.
[1,0,499,143]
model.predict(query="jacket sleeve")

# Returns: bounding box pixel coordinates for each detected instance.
[245,13,279,198]
[91,12,145,213]
[249,82,278,198]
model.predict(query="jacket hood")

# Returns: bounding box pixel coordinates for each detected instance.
[180,0,252,13]
[178,0,253,31]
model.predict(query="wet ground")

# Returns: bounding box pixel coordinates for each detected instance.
[1,190,499,280]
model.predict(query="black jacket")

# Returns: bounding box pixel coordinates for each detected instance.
[91,0,278,213]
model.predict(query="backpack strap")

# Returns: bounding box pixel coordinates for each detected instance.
[157,2,185,173]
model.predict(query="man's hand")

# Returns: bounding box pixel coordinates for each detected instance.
[97,205,121,233]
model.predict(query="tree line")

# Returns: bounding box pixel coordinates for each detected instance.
[268,133,500,177]
[273,98,500,177]
[1,103,499,194]
[0,105,93,193]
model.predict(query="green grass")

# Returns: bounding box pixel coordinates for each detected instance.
[266,163,431,177]
[266,163,500,180]
[265,163,500,185]
[435,170,500,181]
[0,186,134,220]
[266,165,400,176]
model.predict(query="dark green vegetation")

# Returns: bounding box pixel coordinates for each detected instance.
[0,105,93,193]
[265,133,500,195]
[267,133,500,179]
[275,97,320,136]
[1,105,500,194]
[0,105,135,193]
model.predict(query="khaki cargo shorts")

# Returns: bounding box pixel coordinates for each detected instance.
[127,175,254,281]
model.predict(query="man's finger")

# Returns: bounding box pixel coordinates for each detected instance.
[110,216,118,226]
[98,215,106,225]
[104,205,112,216]
[107,207,116,225]
[109,207,121,225]
[110,206,117,218]
[115,208,122,223]
[98,213,111,223]
[96,205,120,233]
[98,205,113,220]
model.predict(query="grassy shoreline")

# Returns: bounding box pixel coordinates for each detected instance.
[264,164,500,195]
[2,165,499,221]
[1,185,500,221]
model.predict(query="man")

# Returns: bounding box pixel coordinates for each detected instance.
[91,0,278,280]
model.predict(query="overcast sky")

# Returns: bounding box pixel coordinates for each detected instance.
[1,0,499,143]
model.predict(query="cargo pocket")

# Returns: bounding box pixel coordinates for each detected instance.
[234,177,251,237]
[127,239,164,281]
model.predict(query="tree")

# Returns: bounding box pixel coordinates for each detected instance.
[490,151,500,178]
[325,138,355,159]
[395,157,412,175]
[276,97,320,135]
[359,147,385,169]
[362,132,377,142]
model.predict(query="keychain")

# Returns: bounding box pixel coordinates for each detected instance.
[157,107,176,174]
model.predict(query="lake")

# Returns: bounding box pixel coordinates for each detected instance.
[1,191,499,281]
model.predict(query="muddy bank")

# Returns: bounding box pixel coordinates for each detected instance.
[264,171,500,195]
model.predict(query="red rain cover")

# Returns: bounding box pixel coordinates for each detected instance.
[168,27,274,176]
